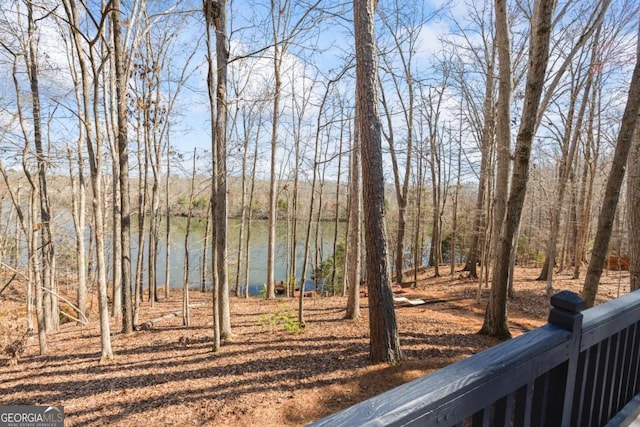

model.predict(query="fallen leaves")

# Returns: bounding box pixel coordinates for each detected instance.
[0,266,624,426]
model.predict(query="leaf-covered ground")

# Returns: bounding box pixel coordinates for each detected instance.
[0,267,628,426]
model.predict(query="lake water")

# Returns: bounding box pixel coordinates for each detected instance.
[130,217,345,294]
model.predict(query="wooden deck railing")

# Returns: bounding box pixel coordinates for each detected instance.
[309,290,640,427]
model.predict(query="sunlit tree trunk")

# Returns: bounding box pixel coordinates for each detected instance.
[105,23,122,320]
[265,1,284,300]
[204,3,221,351]
[201,202,211,292]
[422,84,447,277]
[243,118,262,298]
[451,128,462,275]
[164,143,171,298]
[182,148,197,327]
[378,15,415,284]
[0,164,33,333]
[459,21,496,280]
[5,11,47,354]
[331,117,344,292]
[134,126,149,309]
[354,0,402,364]
[489,0,512,298]
[62,3,89,324]
[66,146,87,323]
[629,112,640,291]
[24,1,57,334]
[235,121,250,296]
[299,108,322,324]
[583,28,640,307]
[211,0,231,339]
[481,0,555,338]
[345,103,361,320]
[111,0,134,334]
[541,54,594,296]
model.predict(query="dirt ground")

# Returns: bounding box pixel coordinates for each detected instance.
[0,266,630,426]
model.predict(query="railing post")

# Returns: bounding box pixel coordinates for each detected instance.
[549,290,585,427]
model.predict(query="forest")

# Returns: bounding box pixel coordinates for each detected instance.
[1,0,640,423]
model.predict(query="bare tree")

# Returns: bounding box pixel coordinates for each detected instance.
[264,0,323,299]
[345,97,361,320]
[212,0,231,340]
[27,1,58,334]
[422,83,449,277]
[480,0,555,338]
[489,0,512,299]
[1,0,52,354]
[111,0,134,335]
[582,24,640,307]
[182,148,198,327]
[0,159,37,339]
[354,0,402,364]
[629,111,640,291]
[443,1,498,281]
[377,2,425,285]
[539,42,596,296]
[204,0,232,348]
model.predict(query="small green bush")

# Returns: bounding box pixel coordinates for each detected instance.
[259,304,304,333]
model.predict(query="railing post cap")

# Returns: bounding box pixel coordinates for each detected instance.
[551,290,584,313]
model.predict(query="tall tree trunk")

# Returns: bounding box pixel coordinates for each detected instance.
[106,22,122,320]
[429,130,442,277]
[331,121,344,292]
[211,0,231,340]
[451,128,462,275]
[183,148,197,327]
[354,0,402,364]
[266,42,281,301]
[201,202,211,292]
[574,69,601,279]
[111,0,133,334]
[629,111,640,291]
[423,84,447,277]
[480,0,555,338]
[345,107,361,320]
[299,118,321,325]
[25,1,57,334]
[489,0,512,295]
[29,189,47,354]
[134,131,149,310]
[10,8,46,354]
[541,61,593,295]
[204,0,220,350]
[412,130,425,287]
[63,14,89,323]
[464,53,495,278]
[149,149,161,303]
[243,121,261,298]
[67,147,87,324]
[0,165,33,330]
[235,128,249,297]
[583,30,640,307]
[164,143,171,298]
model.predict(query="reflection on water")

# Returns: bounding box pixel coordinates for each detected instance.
[130,218,344,294]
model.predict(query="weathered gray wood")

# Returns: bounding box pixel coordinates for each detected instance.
[309,290,640,427]
[513,383,533,427]
[607,332,622,419]
[581,291,640,349]
[621,325,637,403]
[309,325,572,427]
[630,323,640,397]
